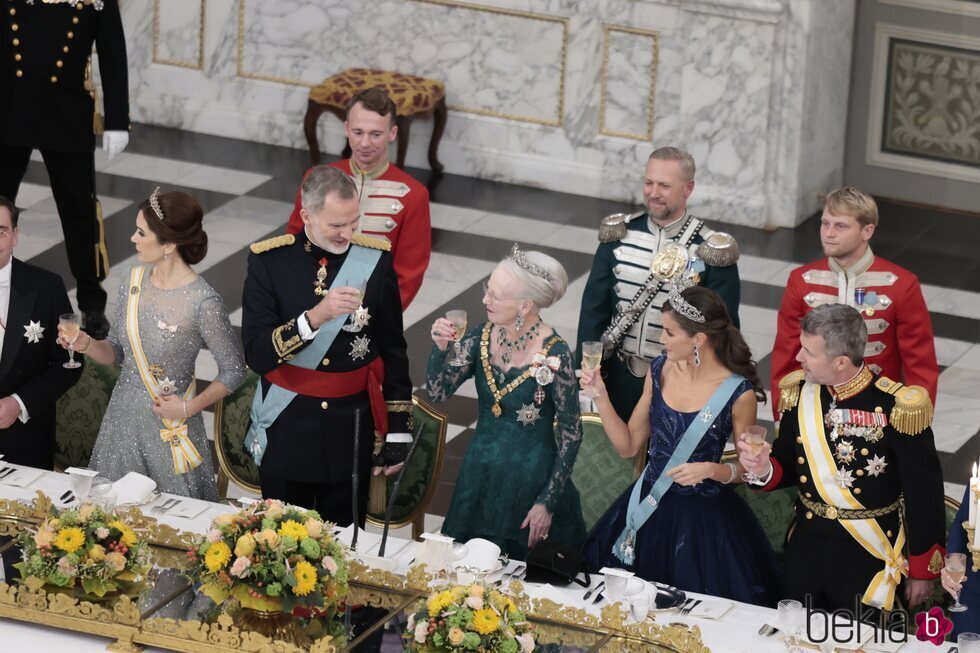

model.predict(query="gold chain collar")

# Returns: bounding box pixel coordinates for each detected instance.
[479,323,559,417]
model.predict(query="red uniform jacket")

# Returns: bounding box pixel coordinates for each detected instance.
[286,160,431,308]
[770,248,938,418]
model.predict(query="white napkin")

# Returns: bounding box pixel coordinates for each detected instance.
[0,468,43,488]
[525,583,582,609]
[165,501,208,519]
[686,599,734,620]
[337,524,382,554]
[111,472,157,506]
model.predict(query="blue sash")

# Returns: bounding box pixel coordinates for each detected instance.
[244,244,382,465]
[612,373,745,565]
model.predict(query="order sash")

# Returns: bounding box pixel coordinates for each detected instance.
[612,373,745,565]
[244,243,382,465]
[798,382,906,610]
[126,267,202,475]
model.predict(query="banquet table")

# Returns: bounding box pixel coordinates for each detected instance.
[0,464,953,652]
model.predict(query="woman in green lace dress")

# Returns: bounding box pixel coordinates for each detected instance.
[427,246,586,559]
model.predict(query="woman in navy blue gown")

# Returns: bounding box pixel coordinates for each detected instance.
[581,287,779,607]
[942,485,978,636]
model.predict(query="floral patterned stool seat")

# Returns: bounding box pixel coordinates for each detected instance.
[304,68,448,175]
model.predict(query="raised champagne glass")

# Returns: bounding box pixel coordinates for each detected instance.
[580,341,603,398]
[741,424,768,483]
[342,280,368,332]
[60,313,82,369]
[947,552,969,613]
[446,310,468,367]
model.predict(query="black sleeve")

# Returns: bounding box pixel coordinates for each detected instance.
[575,242,614,366]
[893,424,946,575]
[375,252,412,435]
[702,262,741,328]
[16,274,82,414]
[94,0,129,132]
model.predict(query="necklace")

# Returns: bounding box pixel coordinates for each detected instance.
[495,318,542,365]
[480,323,560,417]
[152,267,195,290]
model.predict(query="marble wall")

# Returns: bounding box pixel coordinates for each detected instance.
[109,0,856,229]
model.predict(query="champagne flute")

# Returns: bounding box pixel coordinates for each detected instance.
[60,313,83,369]
[446,310,468,367]
[580,341,603,398]
[741,424,768,483]
[342,280,368,332]
[947,553,969,613]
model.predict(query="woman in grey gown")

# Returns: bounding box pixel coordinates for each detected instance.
[58,189,246,500]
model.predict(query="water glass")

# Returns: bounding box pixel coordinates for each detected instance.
[960,632,980,653]
[68,469,95,500]
[777,599,805,650]
[89,477,117,510]
[628,592,651,622]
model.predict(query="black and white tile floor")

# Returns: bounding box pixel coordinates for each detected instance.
[13,124,980,535]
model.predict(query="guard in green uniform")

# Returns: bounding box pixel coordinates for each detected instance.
[577,147,740,421]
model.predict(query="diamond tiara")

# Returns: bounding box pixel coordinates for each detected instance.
[148,186,166,222]
[508,244,553,282]
[667,289,705,323]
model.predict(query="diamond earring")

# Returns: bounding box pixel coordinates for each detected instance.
[693,343,701,367]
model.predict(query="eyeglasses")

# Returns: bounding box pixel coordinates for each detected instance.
[482,281,524,304]
[0,227,14,240]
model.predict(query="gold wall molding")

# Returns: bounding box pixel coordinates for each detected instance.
[599,24,660,141]
[152,0,206,70]
[235,0,568,126]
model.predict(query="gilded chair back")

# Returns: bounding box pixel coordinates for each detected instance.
[54,361,120,471]
[571,413,644,532]
[214,370,261,496]
[366,396,448,539]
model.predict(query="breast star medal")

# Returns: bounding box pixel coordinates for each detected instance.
[158,376,177,396]
[835,440,857,465]
[836,468,855,489]
[353,305,371,328]
[313,257,328,296]
[516,403,542,426]
[349,335,370,361]
[864,454,888,478]
[24,320,44,344]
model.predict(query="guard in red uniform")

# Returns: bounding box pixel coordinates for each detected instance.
[770,188,937,419]
[285,88,431,309]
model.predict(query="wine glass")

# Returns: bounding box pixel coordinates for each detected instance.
[342,280,368,332]
[59,313,83,369]
[947,553,969,613]
[446,310,468,367]
[580,341,603,398]
[741,425,768,483]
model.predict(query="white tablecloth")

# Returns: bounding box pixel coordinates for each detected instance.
[0,465,951,652]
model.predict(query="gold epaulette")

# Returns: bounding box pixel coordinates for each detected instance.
[696,230,740,267]
[778,370,806,413]
[875,377,933,435]
[352,233,391,251]
[598,213,630,243]
[249,234,295,254]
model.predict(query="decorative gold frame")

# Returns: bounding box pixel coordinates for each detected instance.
[236,0,568,126]
[598,24,660,141]
[365,396,448,539]
[152,0,206,70]
[213,372,262,497]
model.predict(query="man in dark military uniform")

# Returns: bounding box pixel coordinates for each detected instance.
[0,0,130,338]
[577,146,740,421]
[740,304,945,616]
[242,165,413,523]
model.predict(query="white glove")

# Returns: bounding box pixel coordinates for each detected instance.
[102,130,129,159]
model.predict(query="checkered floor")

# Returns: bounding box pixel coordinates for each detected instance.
[12,124,980,536]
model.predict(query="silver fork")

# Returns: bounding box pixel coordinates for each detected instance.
[675,598,693,613]
[504,563,526,584]
[158,499,183,515]
[152,498,178,514]
[680,599,701,615]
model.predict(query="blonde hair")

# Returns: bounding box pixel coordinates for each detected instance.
[824,187,879,228]
[649,146,695,181]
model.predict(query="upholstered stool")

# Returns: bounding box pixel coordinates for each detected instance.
[304,68,447,175]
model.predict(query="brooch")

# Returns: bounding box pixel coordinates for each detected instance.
[835,440,857,465]
[349,335,370,361]
[516,403,542,426]
[864,454,888,478]
[157,319,178,334]
[23,320,44,344]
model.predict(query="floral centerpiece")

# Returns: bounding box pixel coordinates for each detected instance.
[184,499,349,614]
[15,503,150,597]
[406,582,536,653]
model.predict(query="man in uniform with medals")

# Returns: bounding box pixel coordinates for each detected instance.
[740,304,945,617]
[242,165,414,523]
[285,88,431,309]
[0,0,130,338]
[576,146,740,421]
[770,187,938,418]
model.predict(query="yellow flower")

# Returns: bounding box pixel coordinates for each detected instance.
[77,504,96,522]
[264,502,284,520]
[255,529,279,549]
[292,560,318,596]
[109,521,138,547]
[53,527,86,553]
[214,513,238,528]
[448,627,465,645]
[469,584,485,598]
[87,544,106,562]
[204,541,232,572]
[278,520,307,541]
[234,533,256,558]
[426,590,454,617]
[472,608,501,635]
